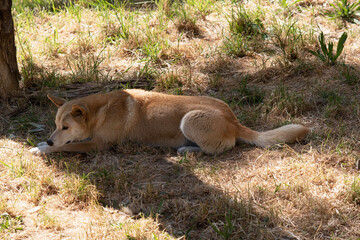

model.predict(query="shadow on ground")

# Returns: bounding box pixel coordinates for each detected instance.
[49,144,299,239]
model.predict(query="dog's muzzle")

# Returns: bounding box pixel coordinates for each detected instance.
[47,139,54,146]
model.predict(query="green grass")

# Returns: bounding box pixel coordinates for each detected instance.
[224,4,267,56]
[271,18,306,63]
[0,213,23,233]
[348,177,360,204]
[266,85,309,118]
[325,0,360,23]
[210,209,235,240]
[340,64,359,85]
[318,89,344,118]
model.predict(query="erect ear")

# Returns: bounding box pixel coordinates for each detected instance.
[71,104,88,121]
[47,94,66,108]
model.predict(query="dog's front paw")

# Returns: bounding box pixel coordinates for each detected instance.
[30,142,54,155]
[37,142,49,147]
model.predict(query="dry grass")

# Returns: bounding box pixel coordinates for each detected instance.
[1,0,359,239]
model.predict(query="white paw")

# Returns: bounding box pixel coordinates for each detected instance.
[30,142,54,155]
[177,146,201,154]
[37,142,48,147]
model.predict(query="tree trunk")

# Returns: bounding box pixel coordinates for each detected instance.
[0,0,20,98]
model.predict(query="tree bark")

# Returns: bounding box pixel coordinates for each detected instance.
[0,0,20,98]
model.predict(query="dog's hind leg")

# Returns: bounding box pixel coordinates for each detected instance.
[179,110,238,155]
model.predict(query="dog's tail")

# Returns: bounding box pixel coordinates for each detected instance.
[236,124,310,147]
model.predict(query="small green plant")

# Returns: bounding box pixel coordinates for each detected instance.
[223,34,249,57]
[44,28,64,57]
[340,64,359,85]
[66,47,107,83]
[267,85,308,117]
[224,5,266,56]
[278,0,303,9]
[228,6,266,40]
[208,73,224,89]
[210,209,234,240]
[114,10,132,41]
[318,89,343,118]
[186,0,214,19]
[271,18,305,62]
[308,32,347,65]
[319,90,343,105]
[157,71,183,93]
[325,0,360,22]
[61,171,98,204]
[236,78,265,106]
[174,3,200,37]
[349,177,360,204]
[0,213,23,232]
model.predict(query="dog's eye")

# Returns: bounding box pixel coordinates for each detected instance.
[62,126,69,130]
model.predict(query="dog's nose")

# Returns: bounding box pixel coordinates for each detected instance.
[47,139,54,146]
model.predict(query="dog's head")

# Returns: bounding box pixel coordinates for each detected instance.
[47,94,91,148]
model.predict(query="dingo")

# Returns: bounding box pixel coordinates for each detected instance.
[30,89,310,155]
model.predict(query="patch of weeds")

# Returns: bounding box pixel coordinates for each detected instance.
[99,2,134,44]
[172,1,200,37]
[158,72,183,90]
[278,0,303,10]
[324,0,360,23]
[318,89,343,118]
[318,89,343,106]
[149,199,165,218]
[348,177,360,204]
[9,111,44,136]
[228,6,266,40]
[13,0,71,12]
[0,197,7,213]
[308,32,347,65]
[351,98,360,119]
[38,209,61,230]
[75,32,96,55]
[112,8,133,42]
[226,79,265,126]
[23,179,42,204]
[110,8,170,62]
[208,73,224,90]
[17,31,64,88]
[224,5,267,57]
[271,18,306,63]
[236,78,265,106]
[210,209,235,240]
[140,36,169,63]
[136,61,158,88]
[66,48,108,83]
[67,2,83,24]
[0,213,23,233]
[0,159,25,178]
[18,40,40,88]
[186,0,215,19]
[44,28,65,57]
[61,171,99,205]
[21,59,64,88]
[223,34,250,57]
[339,64,359,85]
[266,85,309,117]
[1,149,44,182]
